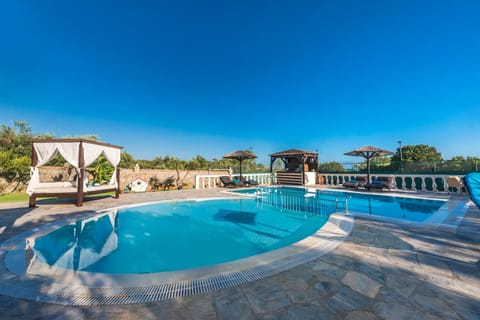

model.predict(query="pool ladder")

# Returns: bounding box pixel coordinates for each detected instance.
[256,188,350,217]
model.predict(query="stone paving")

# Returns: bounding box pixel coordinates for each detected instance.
[0,189,479,319]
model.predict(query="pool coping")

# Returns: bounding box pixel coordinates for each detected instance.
[0,197,354,306]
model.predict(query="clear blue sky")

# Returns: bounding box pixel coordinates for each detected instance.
[1,0,480,165]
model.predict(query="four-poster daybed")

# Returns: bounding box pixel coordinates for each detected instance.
[27,139,123,207]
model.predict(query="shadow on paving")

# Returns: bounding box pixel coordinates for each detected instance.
[0,205,95,243]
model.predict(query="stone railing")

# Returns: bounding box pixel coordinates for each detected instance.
[195,173,273,189]
[319,173,467,195]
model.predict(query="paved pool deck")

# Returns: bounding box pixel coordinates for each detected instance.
[0,188,479,319]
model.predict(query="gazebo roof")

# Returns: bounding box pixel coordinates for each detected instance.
[270,149,318,158]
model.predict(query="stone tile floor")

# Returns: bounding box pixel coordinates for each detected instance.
[0,189,479,319]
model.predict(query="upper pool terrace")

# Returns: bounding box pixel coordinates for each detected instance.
[0,185,479,319]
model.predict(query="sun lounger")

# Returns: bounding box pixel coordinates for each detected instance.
[343,176,367,189]
[365,176,396,191]
[235,176,259,186]
[219,176,245,188]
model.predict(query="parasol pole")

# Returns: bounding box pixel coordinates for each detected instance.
[366,157,371,183]
[239,159,243,179]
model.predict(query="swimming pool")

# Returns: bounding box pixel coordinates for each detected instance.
[234,186,464,224]
[2,196,352,305]
[23,187,464,276]
[25,198,329,274]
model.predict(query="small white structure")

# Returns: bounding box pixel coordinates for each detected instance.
[130,178,148,192]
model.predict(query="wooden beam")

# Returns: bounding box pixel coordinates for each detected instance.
[29,142,38,207]
[30,138,123,150]
[31,143,38,167]
[115,167,120,198]
[302,156,306,185]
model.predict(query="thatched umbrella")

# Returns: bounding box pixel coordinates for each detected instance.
[344,146,393,183]
[223,150,257,179]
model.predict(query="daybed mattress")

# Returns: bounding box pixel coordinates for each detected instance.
[32,183,116,195]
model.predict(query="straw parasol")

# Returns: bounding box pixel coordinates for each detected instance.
[223,150,257,179]
[344,146,393,183]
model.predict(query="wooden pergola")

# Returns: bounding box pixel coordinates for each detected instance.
[27,139,123,207]
[270,149,318,185]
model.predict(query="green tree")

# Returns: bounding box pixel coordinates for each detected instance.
[369,156,392,172]
[136,159,154,169]
[440,156,480,172]
[0,150,30,193]
[88,156,114,184]
[0,121,34,157]
[391,144,442,172]
[442,156,465,171]
[392,144,442,162]
[466,156,480,171]
[120,151,135,168]
[62,134,100,141]
[210,157,235,169]
[0,121,36,192]
[318,161,346,172]
[187,155,209,170]
[271,159,284,171]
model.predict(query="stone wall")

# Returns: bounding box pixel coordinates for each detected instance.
[120,168,230,190]
[38,165,77,182]
[35,166,230,190]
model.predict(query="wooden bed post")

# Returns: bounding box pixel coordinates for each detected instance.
[301,155,306,185]
[115,166,120,199]
[76,141,84,207]
[28,142,38,208]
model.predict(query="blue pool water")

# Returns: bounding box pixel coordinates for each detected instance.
[28,188,450,275]
[234,187,447,222]
[29,198,328,274]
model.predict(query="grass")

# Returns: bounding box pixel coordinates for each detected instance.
[0,192,28,203]
[0,191,116,204]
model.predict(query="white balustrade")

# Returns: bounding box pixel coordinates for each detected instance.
[195,173,273,189]
[318,173,467,195]
[194,175,222,189]
[195,172,468,195]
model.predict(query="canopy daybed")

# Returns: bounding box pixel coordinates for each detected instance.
[27,139,123,207]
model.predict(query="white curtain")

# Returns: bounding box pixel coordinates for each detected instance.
[103,146,121,167]
[27,143,63,195]
[26,169,40,195]
[83,142,121,187]
[56,142,80,168]
[34,143,59,166]
[104,146,121,187]
[83,143,105,167]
